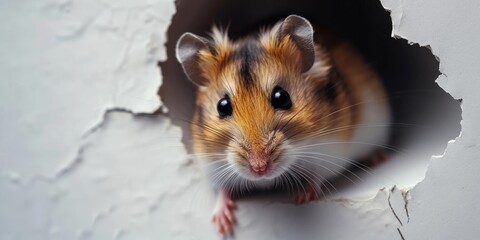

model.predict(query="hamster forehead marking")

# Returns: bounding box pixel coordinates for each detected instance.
[233,39,262,87]
[199,31,306,98]
[214,39,288,98]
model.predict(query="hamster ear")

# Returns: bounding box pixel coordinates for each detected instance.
[176,33,210,86]
[277,15,315,72]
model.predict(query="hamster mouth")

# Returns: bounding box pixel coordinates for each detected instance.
[244,149,284,179]
[243,155,288,181]
[248,161,270,176]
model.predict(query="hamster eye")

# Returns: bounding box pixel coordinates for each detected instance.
[271,86,292,110]
[217,95,233,118]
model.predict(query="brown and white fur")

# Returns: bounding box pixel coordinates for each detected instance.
[176,15,390,235]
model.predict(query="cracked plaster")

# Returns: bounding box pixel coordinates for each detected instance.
[0,0,173,179]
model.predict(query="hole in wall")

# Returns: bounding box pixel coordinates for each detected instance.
[159,0,461,198]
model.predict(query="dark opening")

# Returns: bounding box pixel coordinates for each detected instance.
[159,0,461,192]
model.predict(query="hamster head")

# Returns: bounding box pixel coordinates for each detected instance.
[176,15,340,185]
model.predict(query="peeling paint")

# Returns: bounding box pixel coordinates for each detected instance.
[0,0,175,179]
[401,190,411,224]
[54,108,133,180]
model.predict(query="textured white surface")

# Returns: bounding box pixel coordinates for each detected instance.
[0,0,173,179]
[382,0,480,239]
[0,0,478,239]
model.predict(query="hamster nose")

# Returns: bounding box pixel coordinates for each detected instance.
[249,156,269,174]
[251,163,268,173]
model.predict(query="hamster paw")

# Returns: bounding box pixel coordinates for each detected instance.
[294,184,320,204]
[212,191,236,236]
[363,150,389,168]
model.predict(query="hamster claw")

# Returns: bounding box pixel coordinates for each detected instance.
[212,191,236,236]
[294,184,320,204]
[363,150,389,168]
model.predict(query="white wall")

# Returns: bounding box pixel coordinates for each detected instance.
[0,0,478,239]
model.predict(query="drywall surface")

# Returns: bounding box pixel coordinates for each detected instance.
[0,0,173,179]
[381,0,480,239]
[0,0,478,240]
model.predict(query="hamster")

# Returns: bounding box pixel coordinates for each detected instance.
[176,15,390,235]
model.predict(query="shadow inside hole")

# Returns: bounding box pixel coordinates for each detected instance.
[159,0,461,190]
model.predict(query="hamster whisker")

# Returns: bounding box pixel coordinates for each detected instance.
[208,160,230,171]
[211,164,236,188]
[283,125,331,140]
[222,173,238,195]
[292,160,357,188]
[278,168,296,194]
[294,141,405,154]
[289,163,329,198]
[210,165,233,186]
[273,170,285,190]
[229,174,241,196]
[309,88,440,127]
[242,177,254,194]
[190,136,231,148]
[317,100,378,124]
[285,170,299,194]
[290,151,373,174]
[280,98,390,139]
[191,119,240,141]
[187,156,223,163]
[201,159,232,170]
[286,167,308,196]
[276,104,312,134]
[292,151,398,185]
[290,166,324,199]
[290,162,336,195]
[234,174,248,197]
[218,168,238,194]
[284,113,418,142]
[287,122,418,143]
[290,154,361,184]
[187,153,229,160]
[278,109,332,141]
[280,89,442,138]
[319,122,417,135]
